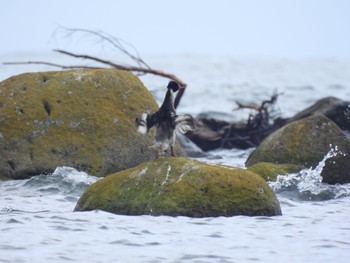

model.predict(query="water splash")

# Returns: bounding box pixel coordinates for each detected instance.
[23,166,99,196]
[269,146,350,201]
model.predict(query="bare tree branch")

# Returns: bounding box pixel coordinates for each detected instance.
[234,91,281,113]
[3,28,188,108]
[54,27,151,69]
[53,49,187,108]
[234,101,261,111]
[232,91,282,132]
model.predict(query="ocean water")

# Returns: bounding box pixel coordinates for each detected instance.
[1,54,350,262]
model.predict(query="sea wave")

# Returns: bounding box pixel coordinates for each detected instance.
[23,166,100,196]
[1,55,350,262]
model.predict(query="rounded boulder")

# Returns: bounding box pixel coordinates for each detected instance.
[74,157,282,217]
[0,69,160,179]
[246,115,350,184]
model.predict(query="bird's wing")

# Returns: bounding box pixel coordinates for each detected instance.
[136,111,158,134]
[174,114,196,134]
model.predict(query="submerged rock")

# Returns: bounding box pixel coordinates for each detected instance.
[246,115,350,184]
[248,162,301,182]
[0,69,176,179]
[74,157,282,217]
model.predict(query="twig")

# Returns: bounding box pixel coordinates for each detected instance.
[55,27,151,69]
[234,101,261,111]
[234,91,282,131]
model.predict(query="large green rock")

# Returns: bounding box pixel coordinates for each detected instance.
[246,115,350,184]
[0,69,163,179]
[74,157,282,217]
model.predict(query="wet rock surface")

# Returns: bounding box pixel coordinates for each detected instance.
[75,157,282,217]
[0,69,163,179]
[246,115,350,184]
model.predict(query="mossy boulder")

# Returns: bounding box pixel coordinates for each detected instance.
[74,157,282,217]
[0,69,180,179]
[248,162,301,182]
[246,115,350,184]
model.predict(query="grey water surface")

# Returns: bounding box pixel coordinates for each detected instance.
[1,54,350,262]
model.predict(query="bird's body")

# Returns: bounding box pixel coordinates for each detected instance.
[137,81,195,158]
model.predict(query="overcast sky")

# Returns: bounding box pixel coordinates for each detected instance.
[1,0,350,58]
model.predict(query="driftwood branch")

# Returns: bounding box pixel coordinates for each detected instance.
[234,91,280,112]
[53,49,187,109]
[3,28,187,108]
[187,92,284,151]
[234,101,261,111]
[53,49,187,87]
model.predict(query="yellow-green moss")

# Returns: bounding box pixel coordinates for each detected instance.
[75,157,282,217]
[248,162,301,182]
[0,69,182,179]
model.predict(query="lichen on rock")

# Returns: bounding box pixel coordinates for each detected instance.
[74,157,282,217]
[0,69,182,179]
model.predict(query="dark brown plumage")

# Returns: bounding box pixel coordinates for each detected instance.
[137,81,195,158]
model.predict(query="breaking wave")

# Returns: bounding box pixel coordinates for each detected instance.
[23,166,100,196]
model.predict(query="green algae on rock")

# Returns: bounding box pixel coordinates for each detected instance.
[0,69,172,179]
[248,162,301,182]
[246,115,350,184]
[74,157,282,217]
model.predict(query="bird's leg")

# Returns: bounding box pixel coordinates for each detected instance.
[170,146,175,157]
[155,151,159,159]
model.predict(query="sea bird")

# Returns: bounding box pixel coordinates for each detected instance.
[136,81,195,158]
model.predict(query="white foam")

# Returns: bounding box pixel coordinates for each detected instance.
[269,146,350,200]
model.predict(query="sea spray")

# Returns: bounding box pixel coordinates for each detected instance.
[269,146,350,200]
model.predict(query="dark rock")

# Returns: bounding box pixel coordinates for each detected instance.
[289,96,350,131]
